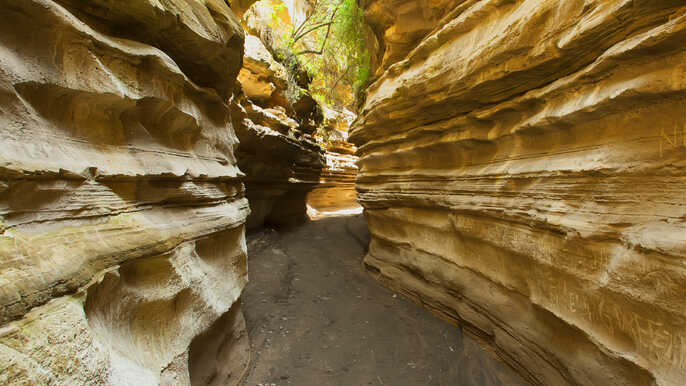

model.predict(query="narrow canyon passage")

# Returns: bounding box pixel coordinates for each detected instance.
[3,1,686,384]
[240,214,526,385]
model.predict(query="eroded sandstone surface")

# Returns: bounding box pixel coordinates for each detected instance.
[0,1,249,384]
[306,146,359,215]
[307,115,361,215]
[233,26,360,228]
[232,34,325,229]
[351,1,686,385]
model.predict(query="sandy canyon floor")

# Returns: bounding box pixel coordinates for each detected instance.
[241,214,526,385]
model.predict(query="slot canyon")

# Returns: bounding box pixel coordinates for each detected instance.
[0,0,684,385]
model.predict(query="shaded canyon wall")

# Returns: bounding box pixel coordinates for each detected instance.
[234,31,360,228]
[0,0,250,384]
[351,1,686,385]
[232,34,326,229]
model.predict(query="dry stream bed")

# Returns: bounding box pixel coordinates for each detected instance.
[240,214,525,385]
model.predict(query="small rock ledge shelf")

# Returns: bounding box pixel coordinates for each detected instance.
[351,1,686,385]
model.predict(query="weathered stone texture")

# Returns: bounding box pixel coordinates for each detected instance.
[234,6,358,223]
[232,88,325,229]
[239,35,290,107]
[307,150,360,214]
[360,0,465,75]
[234,32,360,228]
[0,0,249,384]
[307,108,361,215]
[351,1,686,385]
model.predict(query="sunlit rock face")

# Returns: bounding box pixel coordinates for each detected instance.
[238,31,323,131]
[351,1,686,384]
[0,0,249,384]
[308,108,361,215]
[231,0,261,19]
[239,35,290,108]
[307,150,360,215]
[360,0,464,75]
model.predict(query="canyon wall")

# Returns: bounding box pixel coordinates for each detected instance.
[233,34,326,229]
[234,31,360,227]
[306,106,360,215]
[351,1,686,385]
[307,133,361,215]
[0,1,250,384]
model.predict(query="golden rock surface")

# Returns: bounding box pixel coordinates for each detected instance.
[239,35,290,106]
[352,1,686,384]
[0,0,249,384]
[307,151,360,215]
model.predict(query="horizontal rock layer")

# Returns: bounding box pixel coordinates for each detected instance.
[307,151,360,215]
[239,35,290,108]
[352,1,686,385]
[234,32,361,228]
[361,0,463,75]
[231,76,325,228]
[0,0,249,384]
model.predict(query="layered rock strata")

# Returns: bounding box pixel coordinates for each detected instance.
[307,107,360,214]
[361,0,463,75]
[239,35,291,109]
[351,1,686,385]
[233,32,363,228]
[232,89,325,229]
[306,111,359,215]
[0,0,250,384]
[307,148,360,215]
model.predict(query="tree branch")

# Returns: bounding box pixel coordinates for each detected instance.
[290,0,324,40]
[330,64,352,92]
[291,8,314,39]
[295,7,338,56]
[292,21,334,44]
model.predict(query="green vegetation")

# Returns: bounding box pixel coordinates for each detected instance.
[258,0,371,108]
